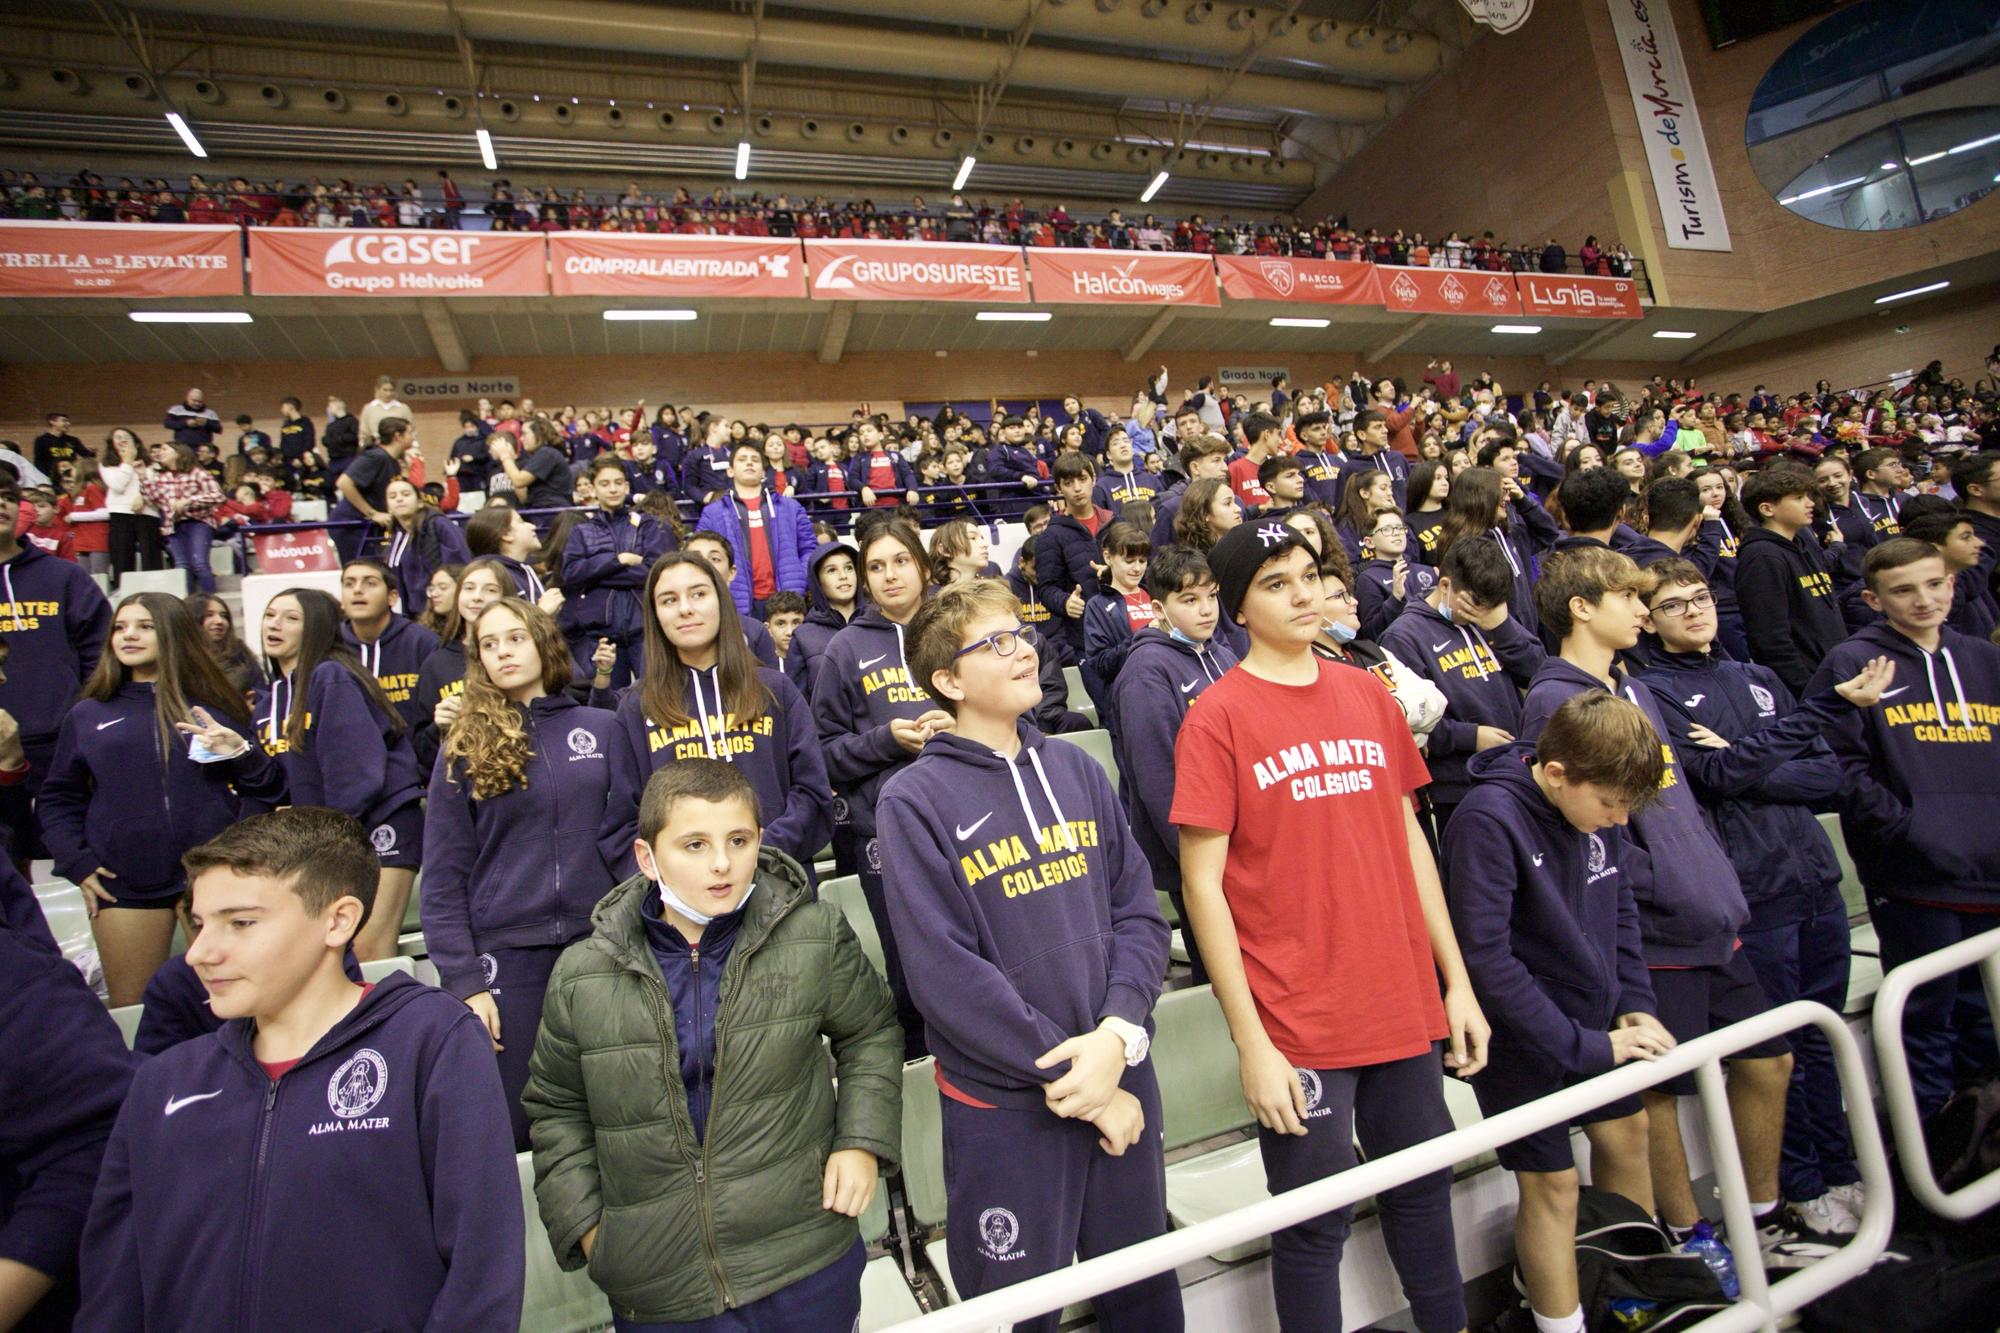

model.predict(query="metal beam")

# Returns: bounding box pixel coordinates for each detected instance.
[1122,308,1176,365]
[968,0,1048,152]
[817,300,853,364]
[1364,314,1433,362]
[1158,1,1307,167]
[418,298,470,371]
[1683,313,1764,369]
[1548,319,1630,367]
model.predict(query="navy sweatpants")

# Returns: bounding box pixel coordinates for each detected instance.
[482,942,564,1151]
[940,1059,1183,1333]
[1739,899,1858,1201]
[1259,1045,1467,1333]
[1868,897,1998,1119]
[611,1239,864,1332]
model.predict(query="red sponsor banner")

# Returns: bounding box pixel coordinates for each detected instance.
[253,527,339,573]
[1214,255,1380,305]
[248,229,546,297]
[0,220,242,299]
[548,232,806,298]
[1513,272,1643,319]
[1377,265,1523,317]
[1027,250,1220,306]
[803,239,1026,303]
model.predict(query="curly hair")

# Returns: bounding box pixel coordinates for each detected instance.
[441,598,573,800]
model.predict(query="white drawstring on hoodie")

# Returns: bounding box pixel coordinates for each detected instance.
[998,742,1080,853]
[1457,623,1494,681]
[688,665,733,763]
[1488,526,1522,578]
[1192,643,1225,685]
[387,528,409,570]
[1921,643,1972,735]
[264,673,291,748]
[892,620,910,679]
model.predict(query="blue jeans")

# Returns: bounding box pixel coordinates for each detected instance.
[1869,897,1998,1119]
[1739,902,1858,1200]
[165,520,215,592]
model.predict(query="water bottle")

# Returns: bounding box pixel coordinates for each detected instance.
[1681,1220,1740,1300]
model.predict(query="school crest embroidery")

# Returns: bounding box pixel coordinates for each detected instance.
[1586,833,1607,877]
[1748,683,1775,716]
[328,1049,389,1119]
[977,1206,1024,1261]
[479,952,499,987]
[370,823,397,854]
[567,727,598,757]
[1297,1067,1330,1119]
[866,837,883,872]
[831,795,850,825]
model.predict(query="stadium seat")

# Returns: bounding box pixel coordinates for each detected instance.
[110,1003,143,1049]
[515,1152,614,1333]
[115,568,190,598]
[857,1181,925,1330]
[1818,813,1865,921]
[821,874,885,977]
[1151,985,1271,1261]
[404,872,424,933]
[1051,728,1119,794]
[900,1059,948,1231]
[1062,666,1098,727]
[32,880,93,966]
[412,958,443,987]
[359,956,416,983]
[1816,813,1880,1012]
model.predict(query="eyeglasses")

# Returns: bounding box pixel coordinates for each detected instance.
[1371,523,1410,536]
[952,624,1040,661]
[1325,588,1358,605]
[1650,591,1714,619]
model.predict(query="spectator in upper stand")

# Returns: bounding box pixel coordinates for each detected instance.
[1185,375,1228,433]
[1370,377,1422,460]
[1060,394,1113,458]
[1539,238,1567,273]
[1736,465,1845,697]
[1584,387,1626,450]
[322,395,360,475]
[1092,427,1162,521]
[274,396,315,468]
[162,387,222,450]
[356,374,409,450]
[1423,359,1461,403]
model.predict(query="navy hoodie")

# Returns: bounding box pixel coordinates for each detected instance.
[1445,746,1653,1077]
[340,615,442,732]
[1111,628,1236,894]
[1355,556,1438,641]
[601,666,831,875]
[1805,622,2000,907]
[1378,598,1545,805]
[1735,525,1845,695]
[1036,510,1109,657]
[411,641,468,777]
[0,543,110,747]
[811,606,935,841]
[39,685,287,898]
[1489,494,1561,637]
[423,694,621,998]
[492,554,548,604]
[386,514,472,626]
[136,951,365,1057]
[1007,563,1067,667]
[1080,586,1157,726]
[1296,448,1346,510]
[681,443,734,506]
[791,541,859,694]
[1093,466,1162,519]
[562,504,676,641]
[876,723,1170,1108]
[252,662,422,828]
[77,972,524,1332]
[1519,658,1748,966]
[1635,644,1844,927]
[1,926,132,1332]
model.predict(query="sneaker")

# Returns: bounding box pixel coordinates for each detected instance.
[1747,1212,1839,1272]
[1823,1181,1867,1231]
[1787,1193,1857,1239]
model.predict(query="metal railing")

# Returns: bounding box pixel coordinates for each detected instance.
[881,1000,1894,1333]
[1873,926,2000,1221]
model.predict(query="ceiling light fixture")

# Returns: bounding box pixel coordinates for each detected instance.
[1269,316,1331,328]
[1778,175,1866,205]
[475,127,497,170]
[1652,330,1699,339]
[1139,170,1169,203]
[976,311,1052,321]
[1491,324,1543,334]
[165,112,207,158]
[735,140,751,180]
[603,309,699,321]
[953,155,976,191]
[1873,280,1949,304]
[130,311,252,324]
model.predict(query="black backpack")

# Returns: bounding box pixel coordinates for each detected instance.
[1496,1188,1729,1332]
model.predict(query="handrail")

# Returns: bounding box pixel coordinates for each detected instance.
[1872,927,2000,1220]
[881,1000,1893,1333]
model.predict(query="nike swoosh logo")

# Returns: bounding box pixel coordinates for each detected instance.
[1180,680,1198,693]
[164,1090,223,1116]
[858,654,888,670]
[97,717,126,731]
[1432,639,1454,653]
[1878,686,1907,700]
[1683,694,1704,708]
[955,813,993,841]
[1531,853,1545,867]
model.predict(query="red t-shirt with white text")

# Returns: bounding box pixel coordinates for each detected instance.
[1171,660,1445,1068]
[741,496,777,599]
[1227,456,1271,510]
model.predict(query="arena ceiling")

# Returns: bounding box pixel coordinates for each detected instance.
[0,0,1481,211]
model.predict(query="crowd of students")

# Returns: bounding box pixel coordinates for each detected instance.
[0,353,1997,1333]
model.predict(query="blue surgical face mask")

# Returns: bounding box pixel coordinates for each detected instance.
[651,873,752,928]
[1323,618,1359,645]
[1437,602,1454,623]
[1168,625,1201,647]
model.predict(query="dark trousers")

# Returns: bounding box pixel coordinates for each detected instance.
[483,943,564,1151]
[1869,897,1998,1118]
[108,511,162,576]
[1258,1046,1467,1333]
[164,520,216,593]
[611,1240,863,1332]
[1739,901,1858,1200]
[857,850,926,1061]
[941,1060,1182,1333]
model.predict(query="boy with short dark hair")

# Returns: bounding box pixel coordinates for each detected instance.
[880,581,1180,1333]
[79,808,523,1331]
[1523,549,1803,1260]
[683,531,782,666]
[1354,507,1437,641]
[1447,693,1673,1333]
[1900,496,1998,640]
[1736,465,1845,695]
[1626,476,1718,570]
[1081,522,1156,725]
[1035,453,1112,665]
[524,759,900,1328]
[1227,412,1283,510]
[1174,519,1487,1333]
[338,556,442,731]
[1257,453,1307,510]
[1113,546,1237,983]
[1093,427,1162,521]
[1806,539,2000,1120]
[1149,436,1230,547]
[763,588,811,689]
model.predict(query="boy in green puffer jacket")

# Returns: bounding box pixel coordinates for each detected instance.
[523,758,902,1329]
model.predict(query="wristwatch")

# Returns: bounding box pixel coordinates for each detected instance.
[1100,1016,1150,1068]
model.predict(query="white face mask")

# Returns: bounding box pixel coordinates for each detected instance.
[645,854,753,928]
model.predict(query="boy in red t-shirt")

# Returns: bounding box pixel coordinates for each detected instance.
[1172,519,1489,1333]
[1226,411,1281,513]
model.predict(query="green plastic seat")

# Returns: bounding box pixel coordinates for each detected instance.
[110,1003,143,1050]
[900,1059,948,1229]
[924,1239,1090,1321]
[1817,813,1867,921]
[1152,985,1272,1260]
[1051,728,1119,794]
[859,1255,924,1330]
[516,1151,614,1333]
[821,875,886,978]
[359,956,416,984]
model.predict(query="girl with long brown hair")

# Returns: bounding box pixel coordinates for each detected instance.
[1170,476,1242,555]
[600,550,830,873]
[186,591,267,695]
[1436,465,1559,635]
[39,592,286,1004]
[384,475,473,620]
[423,597,620,1149]
[253,587,423,960]
[411,557,514,775]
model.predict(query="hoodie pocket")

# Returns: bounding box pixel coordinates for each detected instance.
[1905,791,1999,886]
